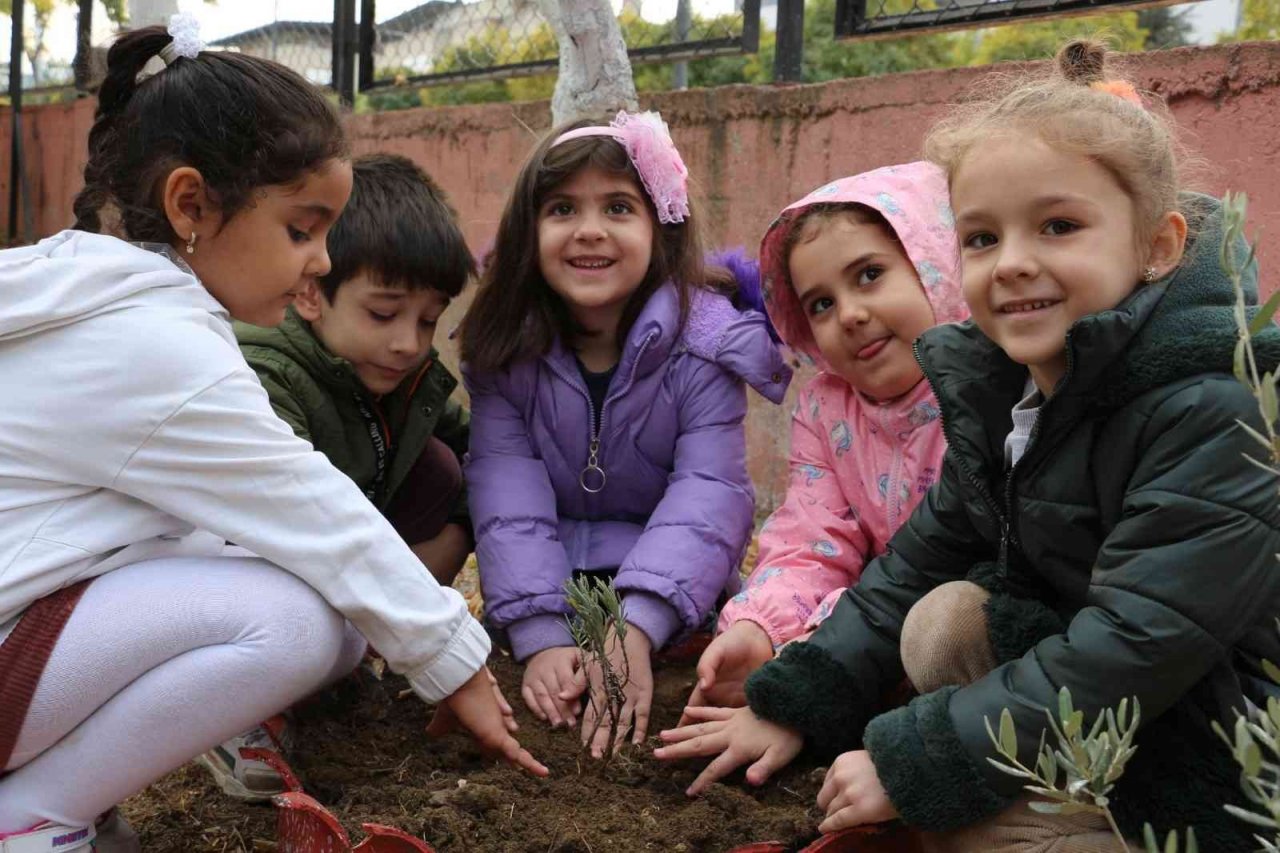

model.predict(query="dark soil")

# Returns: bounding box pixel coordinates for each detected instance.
[122,651,830,852]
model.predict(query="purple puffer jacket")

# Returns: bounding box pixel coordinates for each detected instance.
[465,272,791,661]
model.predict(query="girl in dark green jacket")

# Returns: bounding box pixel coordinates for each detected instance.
[656,40,1280,851]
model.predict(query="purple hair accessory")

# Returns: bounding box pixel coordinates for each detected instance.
[552,111,691,225]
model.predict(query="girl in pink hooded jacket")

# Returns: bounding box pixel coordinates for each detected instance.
[687,162,967,709]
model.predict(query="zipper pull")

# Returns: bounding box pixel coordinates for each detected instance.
[580,438,607,493]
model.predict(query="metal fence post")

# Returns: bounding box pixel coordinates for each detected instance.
[358,0,375,93]
[773,0,803,83]
[833,0,866,38]
[9,0,24,243]
[332,0,357,105]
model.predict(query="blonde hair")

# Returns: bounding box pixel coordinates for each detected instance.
[926,39,1190,251]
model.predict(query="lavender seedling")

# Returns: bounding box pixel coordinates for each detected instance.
[565,575,631,766]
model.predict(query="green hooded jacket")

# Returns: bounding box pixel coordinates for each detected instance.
[746,196,1280,848]
[236,308,470,521]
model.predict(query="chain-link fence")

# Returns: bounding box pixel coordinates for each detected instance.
[834,0,1191,39]
[361,0,761,93]
[209,21,335,87]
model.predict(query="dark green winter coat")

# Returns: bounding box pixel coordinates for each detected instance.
[746,196,1280,849]
[236,308,470,519]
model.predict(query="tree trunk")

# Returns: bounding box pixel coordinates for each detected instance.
[538,0,638,126]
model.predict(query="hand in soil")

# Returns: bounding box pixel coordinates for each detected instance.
[653,705,802,796]
[427,665,550,777]
[575,623,653,757]
[522,646,583,728]
[681,620,774,723]
[816,749,898,833]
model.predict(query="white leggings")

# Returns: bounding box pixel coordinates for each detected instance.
[0,554,367,832]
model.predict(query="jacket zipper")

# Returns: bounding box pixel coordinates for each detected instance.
[999,331,1077,564]
[545,330,658,494]
[913,340,1009,551]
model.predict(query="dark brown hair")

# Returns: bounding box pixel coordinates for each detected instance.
[72,26,348,242]
[458,119,729,372]
[318,154,475,302]
[780,202,902,292]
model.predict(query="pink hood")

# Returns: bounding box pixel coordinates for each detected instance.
[718,162,968,646]
[759,161,967,371]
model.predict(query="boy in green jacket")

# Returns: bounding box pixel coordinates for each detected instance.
[203,160,480,802]
[237,153,475,589]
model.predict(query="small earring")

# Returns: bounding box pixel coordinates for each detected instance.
[186,232,197,255]
[1142,266,1157,283]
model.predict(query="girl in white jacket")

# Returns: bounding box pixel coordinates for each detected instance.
[0,17,543,852]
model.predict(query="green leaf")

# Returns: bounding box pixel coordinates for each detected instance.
[1143,823,1160,853]
[1058,686,1074,726]
[986,758,1036,779]
[999,708,1018,759]
[1265,659,1280,687]
[1165,829,1178,853]
[1236,338,1249,384]
[1250,290,1280,335]
[1263,374,1279,426]
[1186,827,1198,853]
[1028,801,1063,814]
[1244,741,1263,777]
[1224,804,1280,830]
[1036,744,1059,784]
[1236,419,1274,452]
[1053,801,1100,816]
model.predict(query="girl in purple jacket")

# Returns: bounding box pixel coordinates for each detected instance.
[458,112,790,756]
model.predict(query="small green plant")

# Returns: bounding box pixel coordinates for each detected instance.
[1226,191,1279,474]
[1220,189,1280,852]
[987,688,1199,851]
[564,576,632,765]
[986,686,1140,845]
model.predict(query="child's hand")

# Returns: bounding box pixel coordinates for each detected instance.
[575,623,653,758]
[681,620,774,724]
[816,750,898,832]
[428,666,549,777]
[523,646,584,728]
[653,705,802,795]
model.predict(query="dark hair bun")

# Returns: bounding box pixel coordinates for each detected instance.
[1057,39,1108,85]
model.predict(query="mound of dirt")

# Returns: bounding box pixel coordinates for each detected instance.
[123,651,831,852]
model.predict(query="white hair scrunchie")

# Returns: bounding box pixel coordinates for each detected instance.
[159,12,204,66]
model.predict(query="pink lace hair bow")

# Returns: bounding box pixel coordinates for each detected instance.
[552,111,691,225]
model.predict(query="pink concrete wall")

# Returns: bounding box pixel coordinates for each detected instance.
[6,42,1279,512]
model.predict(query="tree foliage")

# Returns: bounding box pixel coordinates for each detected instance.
[1219,0,1280,43]
[359,0,1203,111]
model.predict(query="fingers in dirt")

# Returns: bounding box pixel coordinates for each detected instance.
[504,739,550,778]
[525,684,559,726]
[744,749,788,787]
[818,804,863,835]
[632,704,650,745]
[686,748,749,797]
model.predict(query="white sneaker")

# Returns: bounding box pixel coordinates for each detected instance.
[195,714,293,802]
[0,822,95,853]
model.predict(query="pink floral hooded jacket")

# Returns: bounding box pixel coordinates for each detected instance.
[717,162,967,646]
